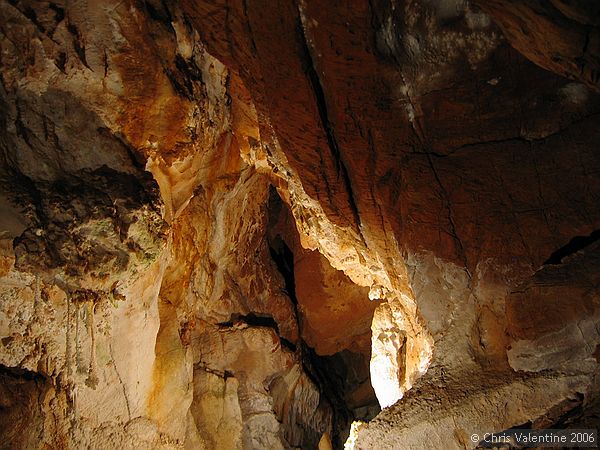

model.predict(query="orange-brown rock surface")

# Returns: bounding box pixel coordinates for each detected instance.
[1,0,600,449]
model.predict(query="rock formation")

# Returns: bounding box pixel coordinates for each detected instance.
[0,0,599,449]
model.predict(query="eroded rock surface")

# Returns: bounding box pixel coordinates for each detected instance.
[1,0,600,449]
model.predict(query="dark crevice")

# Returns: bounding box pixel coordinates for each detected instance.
[103,50,109,79]
[9,1,64,40]
[14,117,34,150]
[0,364,47,382]
[49,3,65,24]
[195,362,234,380]
[66,23,90,70]
[220,312,279,330]
[174,54,203,83]
[241,0,259,55]
[266,190,377,449]
[22,6,46,34]
[138,1,196,101]
[163,69,192,100]
[267,236,300,351]
[141,0,173,25]
[549,393,585,428]
[164,53,206,101]
[315,350,380,421]
[269,236,297,303]
[294,5,363,234]
[544,230,600,265]
[301,344,353,448]
[171,54,204,99]
[54,52,67,73]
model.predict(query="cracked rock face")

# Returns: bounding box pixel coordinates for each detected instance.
[1,0,600,449]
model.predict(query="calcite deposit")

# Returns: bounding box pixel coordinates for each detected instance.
[1,0,599,449]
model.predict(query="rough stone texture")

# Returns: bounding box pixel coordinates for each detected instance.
[474,0,600,91]
[1,0,600,449]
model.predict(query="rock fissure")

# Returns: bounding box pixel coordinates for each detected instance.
[295,2,363,236]
[544,229,600,265]
[109,341,132,422]
[426,152,472,277]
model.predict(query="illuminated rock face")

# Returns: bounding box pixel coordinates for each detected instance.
[1,0,600,449]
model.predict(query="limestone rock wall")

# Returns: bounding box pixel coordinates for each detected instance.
[1,0,600,449]
[0,0,336,447]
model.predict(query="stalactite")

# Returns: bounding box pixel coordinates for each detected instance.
[64,291,78,432]
[85,301,99,389]
[75,302,86,374]
[71,383,79,425]
[65,293,72,382]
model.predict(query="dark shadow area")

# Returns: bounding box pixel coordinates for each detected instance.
[266,187,379,449]
[544,230,600,265]
[269,235,297,303]
[0,364,55,450]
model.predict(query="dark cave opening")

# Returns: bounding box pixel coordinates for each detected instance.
[266,188,379,449]
[544,230,600,265]
[268,235,297,305]
[269,233,353,447]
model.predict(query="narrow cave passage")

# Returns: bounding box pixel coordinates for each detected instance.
[267,188,380,447]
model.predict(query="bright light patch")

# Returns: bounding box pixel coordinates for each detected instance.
[344,421,365,450]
